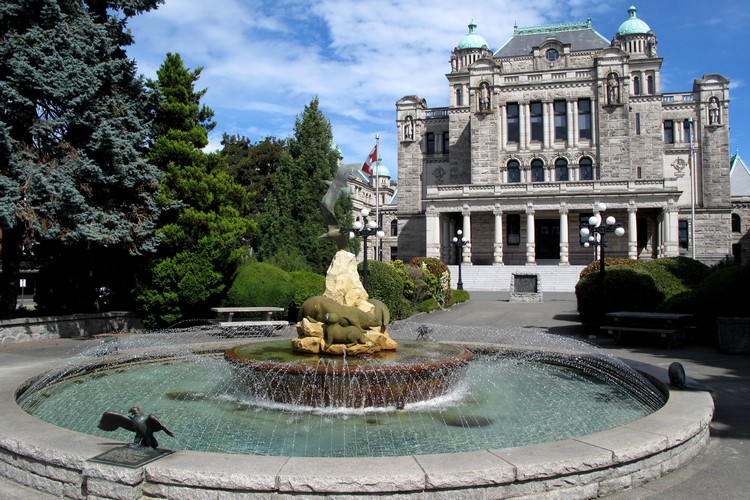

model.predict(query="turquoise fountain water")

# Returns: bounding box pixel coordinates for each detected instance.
[17,323,665,458]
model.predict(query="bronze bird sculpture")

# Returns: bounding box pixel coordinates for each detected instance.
[98,406,174,449]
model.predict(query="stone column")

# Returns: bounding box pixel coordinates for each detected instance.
[426,206,441,259]
[440,217,451,263]
[542,101,552,149]
[521,103,529,149]
[525,204,536,265]
[662,203,679,257]
[628,205,638,259]
[559,205,570,265]
[572,101,579,147]
[462,205,472,264]
[493,205,504,265]
[566,99,574,147]
[499,104,507,150]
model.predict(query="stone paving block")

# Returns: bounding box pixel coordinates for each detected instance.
[491,439,614,480]
[415,450,515,488]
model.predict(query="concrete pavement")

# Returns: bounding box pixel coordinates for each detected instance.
[1,292,748,498]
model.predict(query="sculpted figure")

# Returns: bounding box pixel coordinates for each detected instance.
[98,406,174,449]
[324,313,368,347]
[367,298,391,333]
[298,296,380,331]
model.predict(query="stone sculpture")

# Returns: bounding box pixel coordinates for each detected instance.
[291,163,397,356]
[668,362,686,389]
[98,406,174,449]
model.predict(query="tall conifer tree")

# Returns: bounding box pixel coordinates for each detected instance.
[137,53,252,327]
[257,98,352,274]
[0,0,163,316]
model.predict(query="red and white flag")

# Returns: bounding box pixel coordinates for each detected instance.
[362,144,377,175]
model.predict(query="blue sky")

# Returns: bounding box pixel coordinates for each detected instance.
[127,0,749,178]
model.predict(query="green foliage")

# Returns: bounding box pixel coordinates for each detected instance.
[0,0,163,316]
[226,261,294,318]
[220,134,286,216]
[359,260,413,320]
[267,248,313,273]
[687,265,750,340]
[137,53,252,327]
[575,257,711,328]
[448,289,471,305]
[390,260,416,300]
[409,257,452,307]
[256,98,352,274]
[288,271,326,320]
[416,298,439,313]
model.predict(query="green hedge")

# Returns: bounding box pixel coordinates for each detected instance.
[288,271,326,320]
[576,257,710,328]
[226,261,294,318]
[359,260,413,320]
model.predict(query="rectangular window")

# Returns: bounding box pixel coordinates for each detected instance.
[683,119,691,143]
[442,131,450,154]
[426,132,435,154]
[664,120,674,144]
[530,101,543,141]
[635,113,641,135]
[507,214,520,245]
[578,99,592,140]
[507,103,520,142]
[678,220,689,249]
[390,246,398,262]
[637,166,642,179]
[554,100,567,140]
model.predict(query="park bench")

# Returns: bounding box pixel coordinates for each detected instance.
[601,311,693,349]
[211,307,289,334]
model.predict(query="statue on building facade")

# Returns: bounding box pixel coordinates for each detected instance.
[404,116,414,140]
[479,82,491,112]
[607,73,620,105]
[709,97,720,125]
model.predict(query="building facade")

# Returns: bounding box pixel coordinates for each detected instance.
[396,7,732,267]
[730,153,750,264]
[346,163,399,263]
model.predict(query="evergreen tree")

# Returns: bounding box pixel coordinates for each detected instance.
[257,98,352,274]
[0,0,163,317]
[137,53,252,327]
[220,134,286,216]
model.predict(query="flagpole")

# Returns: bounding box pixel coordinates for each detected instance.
[375,134,380,261]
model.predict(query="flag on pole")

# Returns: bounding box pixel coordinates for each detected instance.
[362,143,378,175]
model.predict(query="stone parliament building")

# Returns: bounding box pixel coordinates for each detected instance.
[395,6,732,269]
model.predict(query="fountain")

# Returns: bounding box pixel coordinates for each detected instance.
[1,164,715,497]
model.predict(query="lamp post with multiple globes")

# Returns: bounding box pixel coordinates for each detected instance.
[579,202,625,314]
[452,229,469,291]
[349,207,384,291]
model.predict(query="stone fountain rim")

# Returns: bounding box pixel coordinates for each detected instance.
[1,338,714,498]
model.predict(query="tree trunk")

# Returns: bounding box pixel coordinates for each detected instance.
[0,226,21,319]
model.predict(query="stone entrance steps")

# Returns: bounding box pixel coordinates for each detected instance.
[447,264,587,292]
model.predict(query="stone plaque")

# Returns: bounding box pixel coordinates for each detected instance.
[514,274,538,293]
[89,445,173,468]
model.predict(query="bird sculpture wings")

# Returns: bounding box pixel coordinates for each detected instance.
[320,163,358,250]
[98,407,174,449]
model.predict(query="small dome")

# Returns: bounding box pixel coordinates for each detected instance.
[457,21,489,50]
[617,6,651,35]
[371,162,391,178]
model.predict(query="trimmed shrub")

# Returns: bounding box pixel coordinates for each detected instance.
[226,261,294,318]
[288,271,326,321]
[359,260,413,320]
[448,289,470,306]
[689,265,750,340]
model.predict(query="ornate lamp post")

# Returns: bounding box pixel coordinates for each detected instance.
[579,202,625,313]
[350,207,384,291]
[452,229,469,291]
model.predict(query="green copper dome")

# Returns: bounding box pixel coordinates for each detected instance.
[617,6,651,35]
[457,21,489,50]
[371,162,391,178]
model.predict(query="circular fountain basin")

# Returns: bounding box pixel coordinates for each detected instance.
[224,340,473,408]
[1,328,715,498]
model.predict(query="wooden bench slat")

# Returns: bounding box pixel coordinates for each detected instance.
[219,321,288,327]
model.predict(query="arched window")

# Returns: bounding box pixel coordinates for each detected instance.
[456,87,463,107]
[390,219,399,237]
[633,76,640,95]
[579,157,594,180]
[647,75,655,94]
[732,213,741,233]
[507,159,521,183]
[531,159,544,183]
[555,158,569,181]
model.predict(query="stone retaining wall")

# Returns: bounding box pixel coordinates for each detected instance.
[0,312,142,343]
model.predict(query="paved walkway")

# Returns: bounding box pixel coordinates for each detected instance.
[2,292,749,498]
